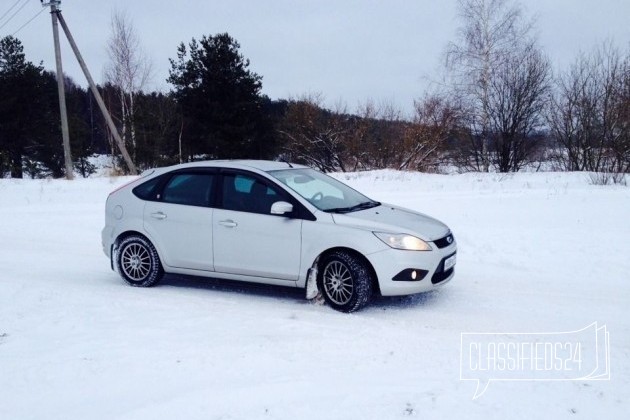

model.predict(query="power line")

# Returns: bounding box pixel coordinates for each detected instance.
[0,0,29,32]
[0,0,23,24]
[12,7,46,36]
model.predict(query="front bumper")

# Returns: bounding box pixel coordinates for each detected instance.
[366,242,457,296]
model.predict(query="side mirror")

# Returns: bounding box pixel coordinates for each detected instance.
[270,201,293,215]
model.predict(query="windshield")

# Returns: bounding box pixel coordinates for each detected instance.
[269,168,380,213]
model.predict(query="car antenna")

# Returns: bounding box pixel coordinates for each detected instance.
[280,158,293,168]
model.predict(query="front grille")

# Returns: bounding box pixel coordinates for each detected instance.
[433,233,455,249]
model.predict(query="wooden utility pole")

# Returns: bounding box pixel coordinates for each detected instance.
[42,1,138,175]
[46,0,73,179]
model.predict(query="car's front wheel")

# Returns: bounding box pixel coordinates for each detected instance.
[116,235,163,287]
[318,251,373,312]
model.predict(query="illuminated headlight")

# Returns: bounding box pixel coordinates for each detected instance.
[373,232,432,251]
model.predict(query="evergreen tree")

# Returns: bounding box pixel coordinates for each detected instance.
[65,78,97,177]
[0,36,67,178]
[167,33,275,160]
[133,91,180,169]
[1,37,48,176]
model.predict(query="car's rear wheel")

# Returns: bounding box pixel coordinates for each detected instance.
[318,251,373,312]
[116,235,163,287]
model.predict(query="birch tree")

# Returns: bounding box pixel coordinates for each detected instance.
[446,0,537,172]
[104,10,152,164]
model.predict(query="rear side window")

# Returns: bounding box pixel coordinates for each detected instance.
[132,176,163,200]
[162,173,214,207]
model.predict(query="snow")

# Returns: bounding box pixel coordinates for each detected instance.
[0,171,629,419]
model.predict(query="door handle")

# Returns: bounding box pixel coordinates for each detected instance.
[219,219,238,228]
[151,211,167,220]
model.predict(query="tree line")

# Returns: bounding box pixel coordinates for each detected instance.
[0,0,628,180]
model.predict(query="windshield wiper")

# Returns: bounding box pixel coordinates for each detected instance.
[324,201,381,214]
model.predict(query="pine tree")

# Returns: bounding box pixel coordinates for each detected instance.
[0,36,63,177]
[167,33,275,160]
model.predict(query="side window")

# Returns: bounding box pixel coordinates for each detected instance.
[162,173,214,207]
[234,175,255,193]
[222,173,281,214]
[132,175,163,200]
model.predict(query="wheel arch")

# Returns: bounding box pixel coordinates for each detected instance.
[114,230,152,250]
[313,246,381,296]
[112,230,163,266]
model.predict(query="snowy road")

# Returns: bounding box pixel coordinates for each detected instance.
[0,171,628,419]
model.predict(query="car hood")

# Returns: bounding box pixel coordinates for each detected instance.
[330,203,450,241]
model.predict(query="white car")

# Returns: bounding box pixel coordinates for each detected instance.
[102,160,456,312]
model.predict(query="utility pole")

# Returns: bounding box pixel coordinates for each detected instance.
[41,0,138,175]
[55,12,137,175]
[44,0,73,180]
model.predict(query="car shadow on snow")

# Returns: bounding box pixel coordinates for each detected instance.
[159,273,306,302]
[157,273,445,312]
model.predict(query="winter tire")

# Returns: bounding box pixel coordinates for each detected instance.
[116,235,164,287]
[318,251,373,312]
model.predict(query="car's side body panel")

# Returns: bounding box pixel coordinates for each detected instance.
[102,180,147,258]
[143,201,214,271]
[212,208,302,281]
[295,213,389,286]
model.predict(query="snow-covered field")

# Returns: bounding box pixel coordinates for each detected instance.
[0,171,628,419]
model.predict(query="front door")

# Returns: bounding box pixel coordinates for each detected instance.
[212,172,302,280]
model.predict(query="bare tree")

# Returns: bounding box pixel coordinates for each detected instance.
[346,100,380,171]
[446,0,538,172]
[399,94,460,171]
[549,43,630,177]
[617,50,630,174]
[278,94,348,172]
[350,100,406,170]
[487,44,551,172]
[104,10,152,165]
[279,95,458,173]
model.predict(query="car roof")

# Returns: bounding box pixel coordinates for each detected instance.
[160,159,308,173]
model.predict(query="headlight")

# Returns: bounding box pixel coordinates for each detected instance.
[373,232,432,251]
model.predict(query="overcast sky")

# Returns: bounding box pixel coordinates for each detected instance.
[4,0,630,116]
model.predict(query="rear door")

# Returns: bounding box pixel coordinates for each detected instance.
[212,171,302,281]
[143,171,216,271]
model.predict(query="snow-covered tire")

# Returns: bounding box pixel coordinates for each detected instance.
[116,235,163,287]
[318,251,373,312]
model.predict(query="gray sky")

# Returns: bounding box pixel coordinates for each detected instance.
[4,0,630,116]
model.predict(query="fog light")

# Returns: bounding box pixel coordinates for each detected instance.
[392,269,428,282]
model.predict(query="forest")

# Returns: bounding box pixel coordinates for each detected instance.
[0,0,628,181]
